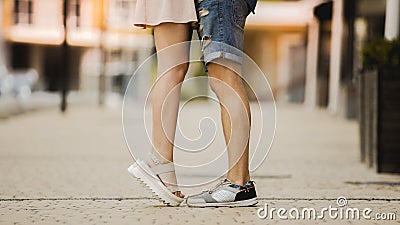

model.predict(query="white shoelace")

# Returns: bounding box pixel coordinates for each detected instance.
[208,179,232,194]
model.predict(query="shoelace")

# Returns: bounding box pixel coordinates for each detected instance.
[207,179,231,194]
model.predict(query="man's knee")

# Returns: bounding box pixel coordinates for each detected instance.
[207,61,243,95]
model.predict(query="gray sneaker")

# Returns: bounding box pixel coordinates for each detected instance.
[186,179,258,207]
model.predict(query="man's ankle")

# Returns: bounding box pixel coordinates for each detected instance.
[227,175,251,186]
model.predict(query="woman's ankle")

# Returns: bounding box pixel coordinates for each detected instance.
[147,151,172,164]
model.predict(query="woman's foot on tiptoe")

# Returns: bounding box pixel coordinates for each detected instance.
[128,153,184,206]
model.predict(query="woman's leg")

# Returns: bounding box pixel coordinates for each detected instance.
[152,23,192,197]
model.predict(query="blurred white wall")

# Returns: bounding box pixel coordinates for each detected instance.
[5,0,64,45]
[384,0,400,40]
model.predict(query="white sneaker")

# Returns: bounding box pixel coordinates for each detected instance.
[186,179,258,207]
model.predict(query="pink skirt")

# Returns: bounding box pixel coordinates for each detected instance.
[134,0,198,28]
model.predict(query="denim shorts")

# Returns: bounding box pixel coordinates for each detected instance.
[195,0,250,66]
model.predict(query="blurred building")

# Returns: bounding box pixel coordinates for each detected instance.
[303,0,388,118]
[245,0,310,102]
[1,0,397,116]
[1,0,153,98]
[0,2,4,67]
[245,0,395,119]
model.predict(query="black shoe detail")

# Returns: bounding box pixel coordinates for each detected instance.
[234,186,257,201]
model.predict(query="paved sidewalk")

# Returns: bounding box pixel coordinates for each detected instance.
[0,91,99,119]
[0,103,398,224]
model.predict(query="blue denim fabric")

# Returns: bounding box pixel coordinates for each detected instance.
[196,0,249,66]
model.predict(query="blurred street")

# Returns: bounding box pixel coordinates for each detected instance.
[0,103,399,224]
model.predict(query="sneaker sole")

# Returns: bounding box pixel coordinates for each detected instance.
[128,161,183,207]
[186,197,258,207]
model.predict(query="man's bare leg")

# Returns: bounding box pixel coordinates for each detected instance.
[207,59,251,186]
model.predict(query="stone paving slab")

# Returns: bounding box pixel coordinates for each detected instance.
[0,103,399,224]
[0,199,398,225]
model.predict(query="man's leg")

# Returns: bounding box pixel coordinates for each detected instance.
[185,59,257,207]
[207,59,251,186]
[186,0,257,207]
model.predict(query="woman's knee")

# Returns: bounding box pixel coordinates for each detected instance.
[159,63,189,84]
[174,62,189,75]
[171,63,189,80]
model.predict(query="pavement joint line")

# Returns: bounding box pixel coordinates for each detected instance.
[0,197,153,201]
[0,197,399,202]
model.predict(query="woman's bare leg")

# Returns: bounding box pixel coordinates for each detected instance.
[152,23,191,197]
